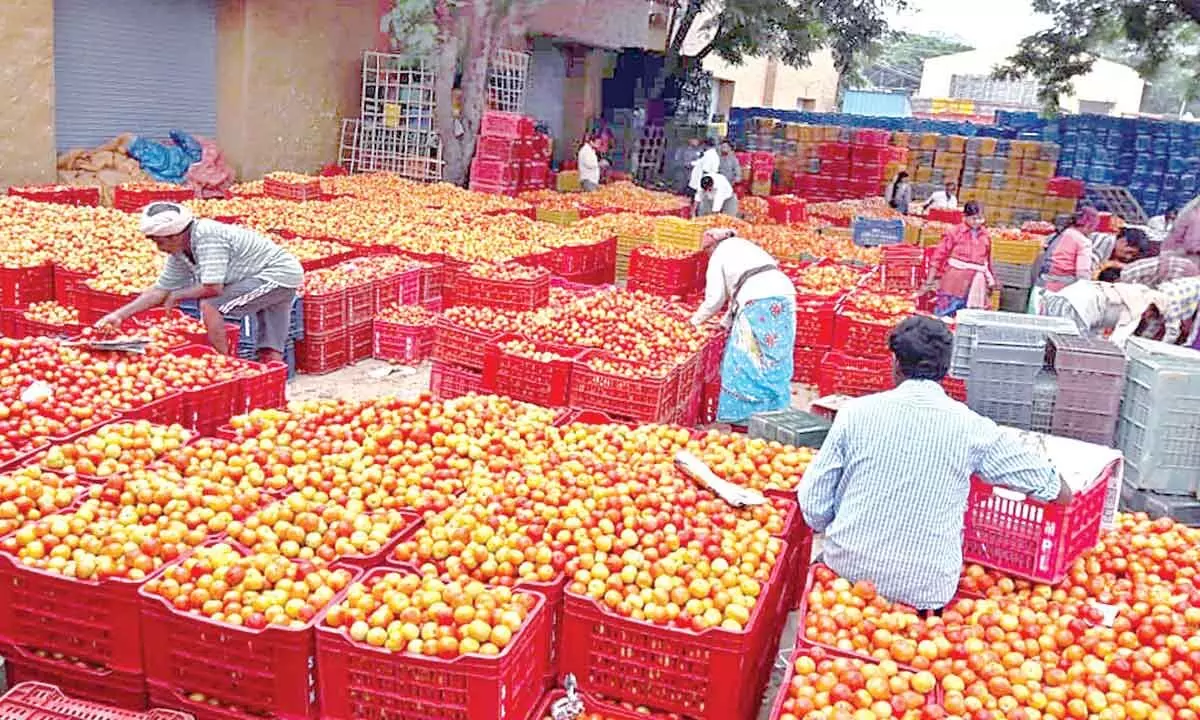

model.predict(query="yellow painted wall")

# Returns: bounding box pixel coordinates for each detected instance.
[217,0,379,179]
[0,0,57,187]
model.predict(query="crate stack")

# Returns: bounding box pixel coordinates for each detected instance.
[1031,369,1057,434]
[1046,335,1126,446]
[964,325,1046,430]
[749,152,774,196]
[897,132,965,204]
[950,310,1079,380]
[1115,340,1200,517]
[990,233,1043,312]
[469,111,535,195]
[180,297,305,378]
[1125,120,1200,215]
[959,139,1066,226]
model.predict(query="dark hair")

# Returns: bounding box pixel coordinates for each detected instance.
[700,175,715,191]
[146,202,181,216]
[963,200,982,218]
[1118,227,1150,255]
[1166,206,1179,217]
[888,316,952,381]
[1098,267,1123,282]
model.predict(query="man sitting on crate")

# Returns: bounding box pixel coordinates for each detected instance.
[95,202,303,363]
[797,316,1073,612]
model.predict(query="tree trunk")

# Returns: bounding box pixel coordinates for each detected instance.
[435,23,465,183]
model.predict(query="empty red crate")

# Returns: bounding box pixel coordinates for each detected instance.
[373,319,433,364]
[942,376,967,402]
[432,316,502,371]
[0,264,54,308]
[480,111,534,139]
[317,570,549,720]
[0,645,151,712]
[0,680,191,720]
[296,329,349,374]
[482,335,581,408]
[817,351,894,398]
[833,310,899,358]
[963,463,1115,584]
[558,540,791,720]
[470,158,521,186]
[569,351,681,424]
[475,135,529,161]
[521,162,550,188]
[430,361,485,399]
[817,143,851,162]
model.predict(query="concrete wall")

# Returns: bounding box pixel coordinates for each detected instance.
[0,0,57,186]
[217,0,379,179]
[920,49,1146,116]
[703,50,839,112]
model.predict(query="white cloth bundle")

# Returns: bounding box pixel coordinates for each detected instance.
[139,202,194,236]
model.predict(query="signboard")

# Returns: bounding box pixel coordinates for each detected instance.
[383,103,402,129]
[852,217,906,247]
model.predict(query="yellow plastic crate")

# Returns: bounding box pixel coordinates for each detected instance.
[652,216,704,251]
[536,207,579,225]
[556,171,581,193]
[992,237,1042,264]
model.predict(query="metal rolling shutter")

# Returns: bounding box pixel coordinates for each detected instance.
[54,0,217,152]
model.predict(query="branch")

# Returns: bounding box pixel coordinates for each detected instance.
[693,14,724,62]
[1176,0,1200,23]
[666,0,702,65]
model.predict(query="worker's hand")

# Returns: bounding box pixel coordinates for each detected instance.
[94,312,123,329]
[162,292,178,312]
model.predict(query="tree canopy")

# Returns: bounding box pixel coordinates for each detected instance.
[857,31,972,92]
[999,0,1200,112]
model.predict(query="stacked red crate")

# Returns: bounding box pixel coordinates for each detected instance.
[471,112,550,195]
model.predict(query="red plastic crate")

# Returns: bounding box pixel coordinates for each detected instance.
[0,264,54,309]
[832,310,899,358]
[112,186,195,213]
[316,570,549,720]
[238,360,288,415]
[344,282,376,327]
[569,351,681,424]
[942,376,967,402]
[480,111,534,139]
[454,268,551,313]
[430,361,485,399]
[963,463,1114,585]
[347,321,373,363]
[559,540,791,720]
[10,314,86,339]
[373,319,433,364]
[140,553,360,720]
[121,391,184,426]
[432,316,502,371]
[926,207,963,224]
[77,286,138,324]
[0,646,151,712]
[8,185,102,206]
[0,681,191,720]
[793,297,836,348]
[701,330,725,382]
[263,177,322,202]
[0,541,163,675]
[481,334,582,408]
[792,345,823,385]
[373,267,422,308]
[470,159,521,186]
[53,265,95,308]
[817,351,894,398]
[475,135,530,161]
[168,346,243,435]
[296,329,349,374]
[521,162,549,189]
[301,288,347,335]
[627,247,702,296]
[553,236,616,276]
[697,380,721,425]
[468,180,520,196]
[766,196,808,225]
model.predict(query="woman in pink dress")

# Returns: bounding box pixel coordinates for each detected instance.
[928,201,994,317]
[1035,207,1099,293]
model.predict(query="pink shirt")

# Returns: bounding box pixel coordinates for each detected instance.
[931,224,992,298]
[1164,196,1200,257]
[1042,228,1092,292]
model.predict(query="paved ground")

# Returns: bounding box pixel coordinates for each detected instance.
[289,361,820,715]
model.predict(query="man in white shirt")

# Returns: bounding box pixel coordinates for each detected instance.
[922,181,959,212]
[1040,280,1165,348]
[688,139,720,193]
[577,136,602,191]
[695,174,739,217]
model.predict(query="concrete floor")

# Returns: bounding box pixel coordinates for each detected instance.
[288,361,820,716]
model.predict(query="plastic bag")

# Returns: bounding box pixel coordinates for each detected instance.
[169,130,203,163]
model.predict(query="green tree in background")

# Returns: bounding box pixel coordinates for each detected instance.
[857,31,972,92]
[999,0,1200,113]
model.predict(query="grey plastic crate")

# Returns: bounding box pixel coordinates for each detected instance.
[1125,337,1200,368]
[1047,334,1126,376]
[967,377,1035,407]
[1052,407,1118,446]
[968,397,1033,429]
[1120,484,1200,526]
[748,409,831,448]
[950,311,1077,380]
[999,286,1030,313]
[968,358,1043,384]
[971,342,1046,366]
[1031,369,1057,434]
[1115,353,1200,494]
[993,262,1034,288]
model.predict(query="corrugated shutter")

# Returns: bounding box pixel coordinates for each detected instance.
[54,0,217,152]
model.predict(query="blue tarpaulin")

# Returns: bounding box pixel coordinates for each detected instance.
[126,130,202,183]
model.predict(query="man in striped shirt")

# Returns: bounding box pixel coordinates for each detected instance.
[798,316,1072,610]
[1110,254,1199,287]
[97,203,302,362]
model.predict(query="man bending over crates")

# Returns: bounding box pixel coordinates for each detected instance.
[797,316,1073,613]
[96,202,303,364]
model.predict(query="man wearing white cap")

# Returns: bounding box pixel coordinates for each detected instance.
[96,202,302,363]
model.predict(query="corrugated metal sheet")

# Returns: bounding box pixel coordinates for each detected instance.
[54,0,217,152]
[841,90,911,118]
[527,0,649,49]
